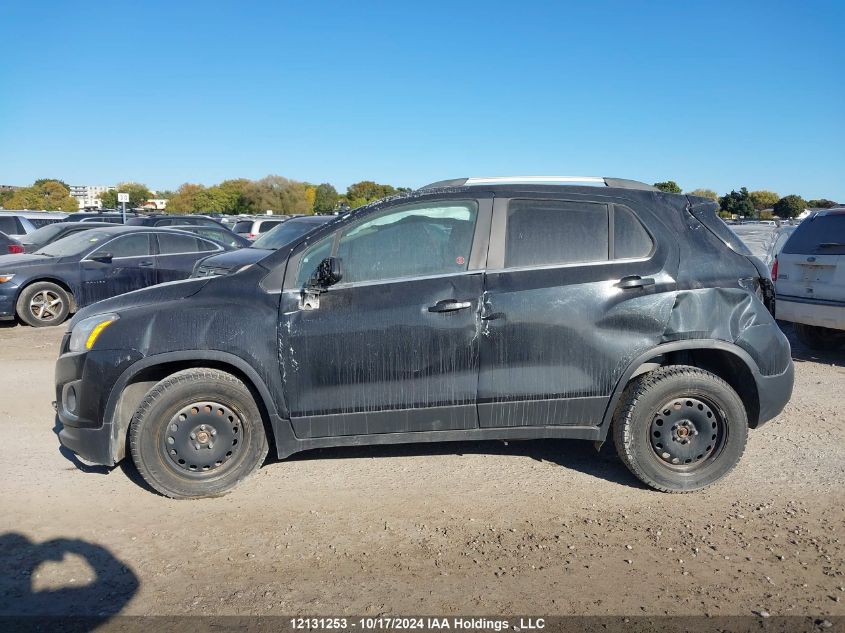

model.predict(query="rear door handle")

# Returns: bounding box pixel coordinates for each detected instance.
[428,299,472,313]
[139,260,154,268]
[616,275,655,289]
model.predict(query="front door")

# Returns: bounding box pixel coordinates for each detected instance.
[478,196,675,428]
[79,233,156,306]
[279,197,491,438]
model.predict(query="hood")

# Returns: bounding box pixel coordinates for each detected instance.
[70,277,212,326]
[0,253,54,269]
[193,247,272,275]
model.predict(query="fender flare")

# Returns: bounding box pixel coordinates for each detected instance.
[104,350,281,461]
[597,339,764,439]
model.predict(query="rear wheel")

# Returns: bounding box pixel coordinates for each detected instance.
[613,365,747,493]
[16,281,71,327]
[794,323,845,351]
[129,368,269,499]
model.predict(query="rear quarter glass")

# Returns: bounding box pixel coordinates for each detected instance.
[782,213,845,255]
[689,203,753,257]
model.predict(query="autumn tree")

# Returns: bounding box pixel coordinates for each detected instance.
[164,183,207,213]
[687,188,718,201]
[246,175,312,215]
[807,198,838,208]
[6,180,78,211]
[749,190,779,211]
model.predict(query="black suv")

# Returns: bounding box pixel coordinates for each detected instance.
[55,177,794,498]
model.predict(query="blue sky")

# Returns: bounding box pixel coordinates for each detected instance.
[1,1,843,200]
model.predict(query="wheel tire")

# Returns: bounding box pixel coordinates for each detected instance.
[16,281,71,327]
[794,323,845,351]
[612,365,748,493]
[129,368,269,499]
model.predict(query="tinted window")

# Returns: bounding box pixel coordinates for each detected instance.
[505,199,608,268]
[176,226,242,248]
[258,220,282,233]
[782,213,845,255]
[93,234,151,258]
[613,206,653,259]
[336,201,478,284]
[29,217,63,229]
[254,218,330,250]
[157,233,217,254]
[0,217,21,234]
[18,223,66,245]
[233,221,253,234]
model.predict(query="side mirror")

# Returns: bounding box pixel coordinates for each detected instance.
[91,253,114,264]
[309,257,342,288]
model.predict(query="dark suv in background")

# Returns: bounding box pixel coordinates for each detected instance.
[55,177,793,498]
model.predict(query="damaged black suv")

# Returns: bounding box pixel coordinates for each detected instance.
[55,177,794,498]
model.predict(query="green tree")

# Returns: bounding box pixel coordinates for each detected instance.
[719,187,756,218]
[246,175,312,215]
[773,195,807,219]
[749,190,779,211]
[807,198,838,208]
[32,178,70,190]
[687,188,718,201]
[346,181,402,207]
[313,183,339,214]
[653,181,682,193]
[6,180,78,211]
[164,183,207,213]
[101,182,153,209]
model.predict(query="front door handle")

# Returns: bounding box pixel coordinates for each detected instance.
[139,260,154,268]
[616,275,655,289]
[428,299,472,313]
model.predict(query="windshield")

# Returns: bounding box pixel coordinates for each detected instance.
[34,229,114,257]
[252,219,328,250]
[19,223,66,245]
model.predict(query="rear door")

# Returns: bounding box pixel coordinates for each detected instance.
[478,195,675,428]
[154,232,223,283]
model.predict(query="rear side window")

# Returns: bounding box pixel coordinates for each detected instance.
[613,206,654,259]
[0,217,21,234]
[28,217,62,229]
[782,213,845,255]
[505,200,609,268]
[258,220,282,233]
[95,234,152,258]
[157,233,217,254]
[233,221,253,234]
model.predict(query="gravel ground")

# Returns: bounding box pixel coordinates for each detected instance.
[0,320,843,619]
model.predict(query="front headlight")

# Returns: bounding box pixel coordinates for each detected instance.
[0,274,15,283]
[68,313,119,352]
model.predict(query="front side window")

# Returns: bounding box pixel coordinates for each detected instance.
[336,201,478,284]
[92,234,151,258]
[505,199,609,268]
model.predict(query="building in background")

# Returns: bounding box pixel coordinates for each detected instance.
[141,199,168,211]
[69,185,115,210]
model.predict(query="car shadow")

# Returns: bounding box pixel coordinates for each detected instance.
[278,437,646,490]
[779,321,845,368]
[0,532,139,625]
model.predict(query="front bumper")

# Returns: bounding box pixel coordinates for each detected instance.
[0,284,19,318]
[55,346,143,466]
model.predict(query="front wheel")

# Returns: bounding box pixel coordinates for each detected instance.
[129,368,269,499]
[16,281,71,327]
[613,365,748,493]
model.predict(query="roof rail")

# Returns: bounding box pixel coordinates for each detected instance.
[418,176,658,192]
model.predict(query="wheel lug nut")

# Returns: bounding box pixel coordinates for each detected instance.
[190,432,196,439]
[194,442,201,450]
[208,442,214,449]
[200,424,206,431]
[210,429,216,436]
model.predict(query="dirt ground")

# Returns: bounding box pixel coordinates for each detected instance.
[0,320,843,619]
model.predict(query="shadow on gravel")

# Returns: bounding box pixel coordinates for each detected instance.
[0,532,139,622]
[779,321,845,368]
[281,437,646,490]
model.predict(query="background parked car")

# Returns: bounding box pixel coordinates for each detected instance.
[0,226,239,327]
[231,216,288,239]
[192,214,333,277]
[63,212,141,224]
[774,208,845,349]
[126,214,223,228]
[169,224,252,249]
[1,231,24,255]
[0,211,68,238]
[763,224,797,269]
[17,221,114,253]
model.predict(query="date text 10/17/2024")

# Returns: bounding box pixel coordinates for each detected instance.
[289,618,546,631]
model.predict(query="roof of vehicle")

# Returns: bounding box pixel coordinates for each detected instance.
[0,210,69,217]
[418,176,659,192]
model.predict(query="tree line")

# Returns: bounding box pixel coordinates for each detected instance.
[653,181,838,219]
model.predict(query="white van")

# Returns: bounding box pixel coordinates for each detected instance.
[774,208,845,349]
[0,211,68,239]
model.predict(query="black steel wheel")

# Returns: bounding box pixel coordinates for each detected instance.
[129,368,268,499]
[613,365,748,493]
